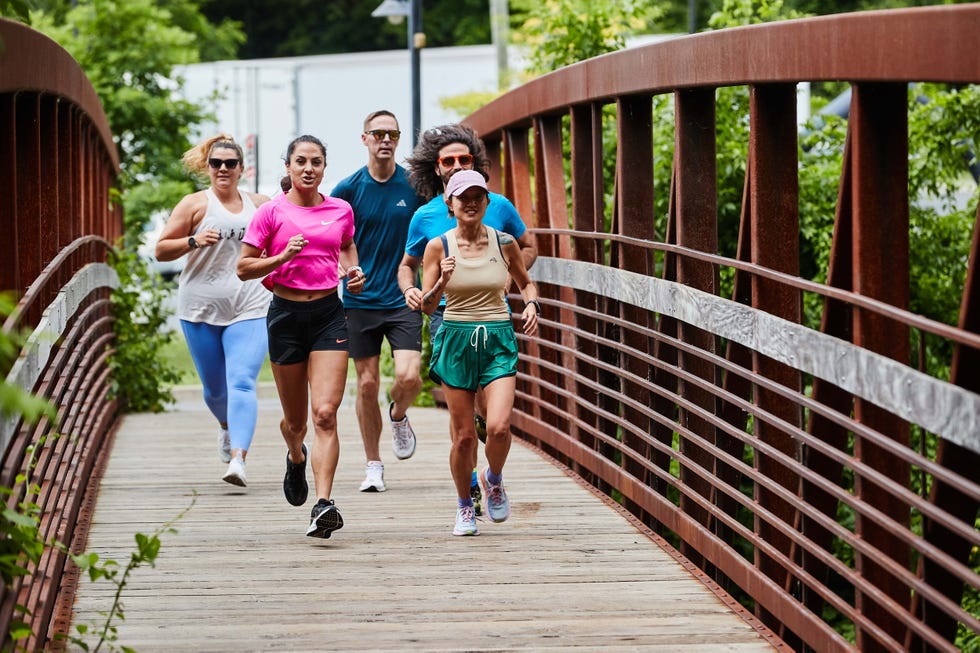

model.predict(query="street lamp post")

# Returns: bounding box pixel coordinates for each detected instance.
[372,0,423,148]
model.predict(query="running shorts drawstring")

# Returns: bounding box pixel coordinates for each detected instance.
[469,324,488,351]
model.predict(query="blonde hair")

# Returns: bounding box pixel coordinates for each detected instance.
[181,134,244,176]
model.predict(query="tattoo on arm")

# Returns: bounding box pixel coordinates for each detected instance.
[422,277,442,306]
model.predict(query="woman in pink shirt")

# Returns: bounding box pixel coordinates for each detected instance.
[238,135,366,540]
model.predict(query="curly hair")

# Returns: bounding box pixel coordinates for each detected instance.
[405,123,491,201]
[181,134,243,177]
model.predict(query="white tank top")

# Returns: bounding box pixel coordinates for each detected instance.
[176,188,271,325]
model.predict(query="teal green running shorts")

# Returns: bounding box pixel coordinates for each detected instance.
[429,319,518,391]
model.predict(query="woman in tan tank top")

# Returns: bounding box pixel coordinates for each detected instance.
[419,170,540,537]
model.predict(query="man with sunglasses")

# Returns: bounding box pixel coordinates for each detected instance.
[398,123,537,514]
[331,110,425,494]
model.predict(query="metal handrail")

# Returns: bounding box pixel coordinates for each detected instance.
[1,17,121,652]
[465,5,980,651]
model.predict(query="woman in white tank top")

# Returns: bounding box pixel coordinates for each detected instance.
[155,134,271,488]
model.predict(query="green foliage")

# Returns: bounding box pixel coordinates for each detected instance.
[707,0,807,28]
[121,179,195,243]
[0,0,30,20]
[516,0,661,76]
[65,496,195,653]
[197,0,493,60]
[107,247,181,413]
[29,0,241,238]
[438,90,504,121]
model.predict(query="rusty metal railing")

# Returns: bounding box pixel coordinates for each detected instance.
[0,18,121,651]
[466,6,980,652]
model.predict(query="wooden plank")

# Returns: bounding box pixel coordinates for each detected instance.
[68,386,777,652]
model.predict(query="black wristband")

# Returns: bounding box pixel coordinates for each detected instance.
[525,299,542,314]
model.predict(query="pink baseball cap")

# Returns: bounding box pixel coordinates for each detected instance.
[444,169,488,198]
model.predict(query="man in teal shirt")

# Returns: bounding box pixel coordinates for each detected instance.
[332,110,425,493]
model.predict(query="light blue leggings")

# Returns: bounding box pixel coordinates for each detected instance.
[180,318,268,452]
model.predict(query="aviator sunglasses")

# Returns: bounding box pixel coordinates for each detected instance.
[208,157,241,169]
[365,129,401,141]
[437,154,474,167]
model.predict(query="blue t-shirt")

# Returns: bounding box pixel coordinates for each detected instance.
[404,192,526,308]
[405,192,526,259]
[331,165,423,309]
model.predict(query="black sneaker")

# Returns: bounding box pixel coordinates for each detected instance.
[470,480,483,517]
[474,414,487,444]
[306,499,344,539]
[283,444,309,506]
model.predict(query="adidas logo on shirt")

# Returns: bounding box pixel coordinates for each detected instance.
[396,199,407,207]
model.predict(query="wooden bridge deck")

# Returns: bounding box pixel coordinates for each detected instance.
[68,385,779,652]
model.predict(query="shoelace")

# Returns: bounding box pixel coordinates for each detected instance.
[393,421,412,445]
[486,482,505,505]
[469,324,488,351]
[458,505,476,522]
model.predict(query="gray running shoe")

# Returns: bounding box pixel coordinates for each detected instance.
[479,466,510,523]
[390,402,417,460]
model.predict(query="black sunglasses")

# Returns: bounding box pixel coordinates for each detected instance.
[208,158,241,170]
[437,154,474,167]
[365,129,401,141]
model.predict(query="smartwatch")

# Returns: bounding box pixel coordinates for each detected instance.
[188,236,199,249]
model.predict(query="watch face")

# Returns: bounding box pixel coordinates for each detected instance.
[189,237,198,249]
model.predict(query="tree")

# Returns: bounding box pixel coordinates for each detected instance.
[20,0,246,413]
[514,0,662,76]
[27,0,243,239]
[196,0,495,60]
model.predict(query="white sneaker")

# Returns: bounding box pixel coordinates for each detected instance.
[453,505,479,536]
[358,461,386,492]
[222,454,246,487]
[217,428,231,463]
[390,403,416,460]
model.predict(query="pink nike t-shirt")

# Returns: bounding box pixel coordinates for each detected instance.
[244,193,356,291]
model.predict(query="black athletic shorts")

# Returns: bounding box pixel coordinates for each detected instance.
[345,306,423,359]
[267,293,348,365]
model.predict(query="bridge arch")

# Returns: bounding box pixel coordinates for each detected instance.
[464,5,980,651]
[1,16,121,651]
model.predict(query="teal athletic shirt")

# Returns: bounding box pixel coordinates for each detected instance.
[331,164,424,309]
[404,192,527,309]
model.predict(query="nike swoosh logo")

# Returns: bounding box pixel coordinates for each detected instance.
[335,338,348,344]
[321,220,335,226]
